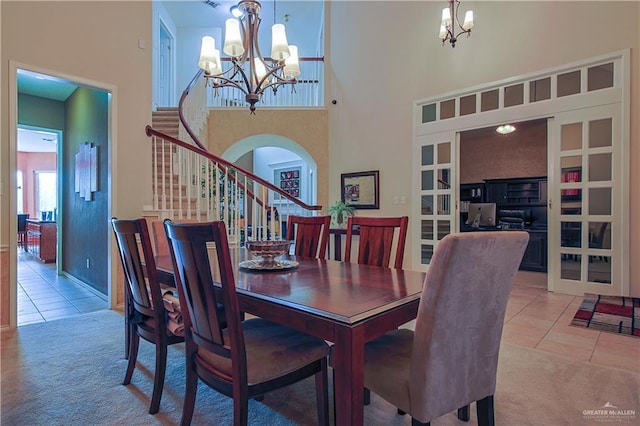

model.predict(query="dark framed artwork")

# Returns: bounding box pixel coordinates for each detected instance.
[275,166,301,198]
[341,170,379,209]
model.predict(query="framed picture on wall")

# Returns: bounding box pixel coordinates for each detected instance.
[274,166,302,198]
[341,170,379,209]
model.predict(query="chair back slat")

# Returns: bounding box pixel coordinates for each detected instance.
[111,218,164,319]
[285,215,331,259]
[164,221,243,359]
[345,216,409,269]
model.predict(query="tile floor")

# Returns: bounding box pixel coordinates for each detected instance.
[17,250,108,326]
[501,270,640,374]
[15,253,639,374]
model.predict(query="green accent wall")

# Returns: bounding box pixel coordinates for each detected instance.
[62,87,109,294]
[18,93,65,129]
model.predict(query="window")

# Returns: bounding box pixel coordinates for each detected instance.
[35,171,56,216]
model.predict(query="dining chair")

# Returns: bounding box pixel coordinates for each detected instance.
[344,216,409,269]
[111,217,185,415]
[164,220,330,426]
[17,214,28,251]
[285,214,331,259]
[362,231,529,426]
[151,218,198,258]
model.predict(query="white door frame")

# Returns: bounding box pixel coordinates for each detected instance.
[8,61,118,328]
[412,50,630,296]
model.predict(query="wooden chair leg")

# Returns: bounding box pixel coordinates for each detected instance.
[363,387,371,405]
[314,359,329,426]
[123,331,139,385]
[458,405,470,421]
[149,341,168,414]
[477,395,495,426]
[234,394,249,426]
[180,367,198,426]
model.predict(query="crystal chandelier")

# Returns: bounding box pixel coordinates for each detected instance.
[439,0,474,48]
[198,0,300,113]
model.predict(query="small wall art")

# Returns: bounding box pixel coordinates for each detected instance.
[75,142,98,201]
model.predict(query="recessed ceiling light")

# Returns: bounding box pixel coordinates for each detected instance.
[496,124,516,135]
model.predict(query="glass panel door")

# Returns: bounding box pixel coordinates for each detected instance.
[416,132,456,268]
[549,104,622,296]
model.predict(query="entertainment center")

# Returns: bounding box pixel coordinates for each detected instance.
[460,176,547,272]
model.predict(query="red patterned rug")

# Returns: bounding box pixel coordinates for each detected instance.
[570,293,640,338]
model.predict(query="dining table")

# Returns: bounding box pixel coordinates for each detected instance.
[154,248,426,426]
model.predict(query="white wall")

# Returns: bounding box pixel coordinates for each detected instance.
[326,1,639,283]
[254,146,308,207]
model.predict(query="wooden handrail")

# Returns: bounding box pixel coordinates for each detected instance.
[145,125,322,212]
[178,68,207,151]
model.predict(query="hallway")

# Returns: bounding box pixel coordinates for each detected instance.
[17,250,107,326]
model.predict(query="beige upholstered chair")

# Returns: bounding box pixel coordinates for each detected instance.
[164,220,330,426]
[363,231,529,426]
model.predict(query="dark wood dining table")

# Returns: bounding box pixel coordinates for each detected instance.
[154,248,425,426]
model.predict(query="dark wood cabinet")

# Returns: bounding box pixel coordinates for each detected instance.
[26,220,57,263]
[460,183,485,202]
[485,177,547,207]
[463,177,548,272]
[520,230,547,272]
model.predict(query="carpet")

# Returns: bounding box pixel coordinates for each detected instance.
[2,310,639,425]
[571,293,640,338]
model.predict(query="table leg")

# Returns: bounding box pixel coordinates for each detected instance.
[332,325,365,426]
[333,234,342,261]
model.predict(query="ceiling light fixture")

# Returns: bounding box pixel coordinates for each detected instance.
[439,0,474,48]
[198,0,300,113]
[496,124,516,135]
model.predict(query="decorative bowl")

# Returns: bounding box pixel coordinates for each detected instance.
[245,240,290,265]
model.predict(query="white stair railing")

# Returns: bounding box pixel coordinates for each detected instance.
[147,126,323,244]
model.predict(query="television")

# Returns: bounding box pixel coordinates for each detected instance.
[466,203,497,228]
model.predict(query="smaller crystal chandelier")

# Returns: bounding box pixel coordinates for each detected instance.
[198,0,300,113]
[439,0,474,48]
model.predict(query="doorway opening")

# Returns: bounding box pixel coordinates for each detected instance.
[12,66,111,326]
[459,118,549,288]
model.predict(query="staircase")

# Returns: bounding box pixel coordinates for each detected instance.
[144,67,324,241]
[152,107,179,138]
[150,108,202,219]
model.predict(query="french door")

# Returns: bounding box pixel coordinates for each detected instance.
[414,131,457,267]
[548,104,625,295]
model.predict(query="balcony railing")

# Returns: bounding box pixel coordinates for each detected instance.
[203,57,324,109]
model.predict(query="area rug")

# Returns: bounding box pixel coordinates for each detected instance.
[570,293,640,337]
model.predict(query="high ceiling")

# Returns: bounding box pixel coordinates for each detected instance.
[161,0,324,57]
[16,0,324,152]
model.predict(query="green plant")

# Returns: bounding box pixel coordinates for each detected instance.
[327,201,355,226]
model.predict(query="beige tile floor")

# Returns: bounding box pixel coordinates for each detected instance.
[503,270,640,374]
[17,250,108,326]
[16,252,639,374]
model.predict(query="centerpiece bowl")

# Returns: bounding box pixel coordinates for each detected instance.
[245,240,290,266]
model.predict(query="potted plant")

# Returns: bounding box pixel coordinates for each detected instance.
[327,201,355,228]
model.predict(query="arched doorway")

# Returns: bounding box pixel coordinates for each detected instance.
[222,133,319,208]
